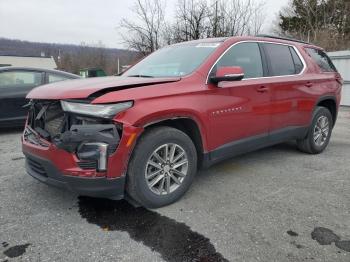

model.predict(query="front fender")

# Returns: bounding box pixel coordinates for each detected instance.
[114,102,209,152]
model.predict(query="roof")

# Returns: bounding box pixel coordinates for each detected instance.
[0,54,52,58]
[182,35,321,48]
[0,66,79,78]
[172,37,228,46]
[0,55,57,70]
[255,34,311,45]
[253,36,321,49]
[327,50,350,59]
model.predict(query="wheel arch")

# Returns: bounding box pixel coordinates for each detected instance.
[142,117,206,169]
[315,96,338,126]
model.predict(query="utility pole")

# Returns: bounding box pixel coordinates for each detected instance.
[117,58,120,75]
[184,0,188,41]
[214,0,218,37]
[57,49,62,69]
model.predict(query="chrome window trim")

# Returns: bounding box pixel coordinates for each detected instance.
[206,40,307,84]
[224,73,244,77]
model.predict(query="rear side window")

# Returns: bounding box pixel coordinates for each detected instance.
[213,42,263,79]
[262,43,300,76]
[305,48,337,72]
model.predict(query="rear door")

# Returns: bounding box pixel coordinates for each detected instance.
[260,42,308,135]
[0,70,44,125]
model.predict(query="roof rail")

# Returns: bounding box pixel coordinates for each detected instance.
[255,34,311,45]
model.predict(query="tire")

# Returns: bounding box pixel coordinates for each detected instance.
[126,126,197,208]
[297,106,333,154]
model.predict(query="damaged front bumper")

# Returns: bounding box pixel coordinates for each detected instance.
[22,100,143,199]
[54,124,120,172]
[24,152,126,199]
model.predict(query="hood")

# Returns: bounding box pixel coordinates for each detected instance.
[26,76,181,100]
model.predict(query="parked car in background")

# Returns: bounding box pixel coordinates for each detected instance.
[22,36,342,208]
[79,68,106,78]
[0,67,79,127]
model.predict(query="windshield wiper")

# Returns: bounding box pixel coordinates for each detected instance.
[127,74,154,78]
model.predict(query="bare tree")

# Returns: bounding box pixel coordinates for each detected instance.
[247,1,266,35]
[173,0,209,42]
[119,0,267,52]
[168,0,266,43]
[120,0,165,55]
[208,0,266,37]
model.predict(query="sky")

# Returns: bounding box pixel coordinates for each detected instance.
[0,0,288,49]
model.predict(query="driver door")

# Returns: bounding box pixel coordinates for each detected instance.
[207,42,271,158]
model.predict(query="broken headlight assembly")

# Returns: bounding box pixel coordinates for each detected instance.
[26,100,132,173]
[61,100,133,119]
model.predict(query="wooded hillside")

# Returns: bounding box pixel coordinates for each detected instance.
[0,38,141,75]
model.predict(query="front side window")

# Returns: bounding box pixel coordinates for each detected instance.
[305,48,337,72]
[262,43,297,76]
[211,42,263,79]
[123,42,221,78]
[0,71,42,89]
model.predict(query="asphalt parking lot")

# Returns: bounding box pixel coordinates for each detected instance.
[0,108,349,262]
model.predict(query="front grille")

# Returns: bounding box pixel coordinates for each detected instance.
[28,100,66,139]
[78,161,97,170]
[27,157,48,177]
[44,103,65,138]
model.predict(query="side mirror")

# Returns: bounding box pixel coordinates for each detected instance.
[210,66,244,84]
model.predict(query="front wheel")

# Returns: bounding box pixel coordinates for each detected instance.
[297,106,333,154]
[126,126,197,208]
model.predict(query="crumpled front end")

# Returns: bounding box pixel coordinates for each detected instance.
[22,99,142,199]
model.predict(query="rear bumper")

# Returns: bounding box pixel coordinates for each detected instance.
[24,152,125,199]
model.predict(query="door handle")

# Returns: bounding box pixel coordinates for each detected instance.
[256,86,269,93]
[305,82,313,87]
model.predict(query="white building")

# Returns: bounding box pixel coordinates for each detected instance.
[328,50,350,106]
[0,55,57,70]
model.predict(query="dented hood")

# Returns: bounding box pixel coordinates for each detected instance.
[26,76,181,100]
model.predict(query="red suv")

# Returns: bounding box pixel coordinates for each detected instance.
[22,36,342,208]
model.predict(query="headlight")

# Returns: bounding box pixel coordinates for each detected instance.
[61,101,133,119]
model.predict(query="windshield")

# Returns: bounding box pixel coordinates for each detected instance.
[123,42,221,78]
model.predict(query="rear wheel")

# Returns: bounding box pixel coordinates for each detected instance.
[297,106,333,154]
[126,126,197,208]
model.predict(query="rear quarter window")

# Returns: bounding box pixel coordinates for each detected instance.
[48,73,72,83]
[305,48,337,72]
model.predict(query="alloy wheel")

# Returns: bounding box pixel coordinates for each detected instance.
[145,143,188,195]
[313,115,330,147]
